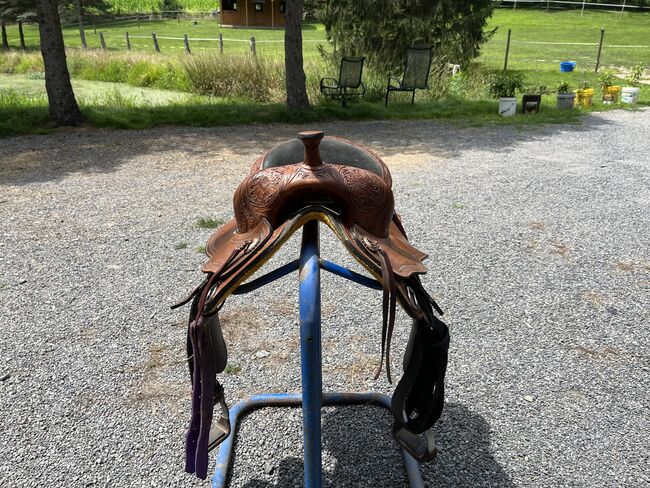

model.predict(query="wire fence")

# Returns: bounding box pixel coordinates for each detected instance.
[480,27,649,73]
[89,32,326,58]
[496,0,650,12]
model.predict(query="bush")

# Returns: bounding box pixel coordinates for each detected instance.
[183,53,285,102]
[0,51,44,74]
[322,0,494,76]
[488,71,525,98]
[65,50,190,91]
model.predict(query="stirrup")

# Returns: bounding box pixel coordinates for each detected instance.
[392,424,437,462]
[208,386,231,451]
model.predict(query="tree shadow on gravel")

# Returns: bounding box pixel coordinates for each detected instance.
[0,114,612,187]
[240,403,513,488]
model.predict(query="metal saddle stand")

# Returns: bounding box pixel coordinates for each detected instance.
[211,220,425,488]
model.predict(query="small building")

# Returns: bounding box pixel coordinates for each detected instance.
[220,0,286,28]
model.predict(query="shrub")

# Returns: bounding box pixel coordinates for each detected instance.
[625,63,645,87]
[488,71,525,98]
[182,53,285,102]
[598,70,616,90]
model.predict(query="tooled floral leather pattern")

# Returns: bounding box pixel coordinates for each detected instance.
[232,162,394,237]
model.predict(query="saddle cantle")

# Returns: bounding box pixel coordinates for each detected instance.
[174,131,450,480]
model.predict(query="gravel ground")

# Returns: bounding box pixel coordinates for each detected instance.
[1,111,649,488]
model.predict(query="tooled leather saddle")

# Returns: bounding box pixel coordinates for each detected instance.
[173,131,450,480]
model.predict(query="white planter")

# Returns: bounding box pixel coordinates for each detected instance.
[498,97,517,117]
[621,87,640,105]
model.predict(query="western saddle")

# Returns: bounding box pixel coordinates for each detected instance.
[174,131,450,480]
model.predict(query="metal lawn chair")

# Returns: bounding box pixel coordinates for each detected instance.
[320,56,366,107]
[385,46,433,106]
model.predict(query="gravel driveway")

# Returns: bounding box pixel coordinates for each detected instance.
[1,111,649,488]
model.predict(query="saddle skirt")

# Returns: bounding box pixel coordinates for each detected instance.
[175,131,450,480]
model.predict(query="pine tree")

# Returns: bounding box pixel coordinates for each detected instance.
[322,0,495,75]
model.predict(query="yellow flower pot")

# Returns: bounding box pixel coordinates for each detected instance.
[602,85,622,104]
[575,88,594,107]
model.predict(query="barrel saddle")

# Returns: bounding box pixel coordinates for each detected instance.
[174,131,450,480]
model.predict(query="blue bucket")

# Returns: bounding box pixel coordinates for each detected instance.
[560,61,577,72]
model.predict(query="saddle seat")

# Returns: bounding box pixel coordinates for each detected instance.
[176,131,450,480]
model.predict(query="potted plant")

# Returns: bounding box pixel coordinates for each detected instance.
[599,70,621,104]
[556,81,575,109]
[521,85,547,114]
[489,71,525,117]
[621,63,644,105]
[575,78,594,108]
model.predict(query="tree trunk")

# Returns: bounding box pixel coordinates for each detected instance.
[36,0,85,126]
[1,20,9,50]
[284,0,309,111]
[76,0,87,49]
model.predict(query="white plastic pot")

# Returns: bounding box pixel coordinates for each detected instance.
[498,97,517,117]
[621,87,640,105]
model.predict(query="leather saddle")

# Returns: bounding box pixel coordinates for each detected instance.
[174,131,450,480]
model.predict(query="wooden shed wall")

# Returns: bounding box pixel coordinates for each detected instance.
[221,0,286,27]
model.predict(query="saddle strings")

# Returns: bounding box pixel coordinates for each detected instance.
[373,248,397,384]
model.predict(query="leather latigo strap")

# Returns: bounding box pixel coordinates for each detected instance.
[173,131,450,479]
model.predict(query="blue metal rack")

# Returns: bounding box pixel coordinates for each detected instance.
[212,220,424,488]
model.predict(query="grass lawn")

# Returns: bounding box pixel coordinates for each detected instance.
[0,73,189,103]
[0,72,589,137]
[4,9,649,67]
[4,18,328,59]
[0,9,648,137]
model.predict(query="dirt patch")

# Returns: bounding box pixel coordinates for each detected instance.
[528,220,547,231]
[615,260,650,274]
[550,239,571,260]
[570,345,620,361]
[583,290,606,308]
[131,342,187,404]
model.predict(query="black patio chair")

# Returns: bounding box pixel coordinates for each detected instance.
[320,56,366,107]
[385,45,433,106]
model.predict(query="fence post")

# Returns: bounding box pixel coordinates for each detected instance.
[137,14,141,29]
[250,35,256,56]
[503,29,511,71]
[93,21,96,34]
[218,32,223,53]
[184,34,191,54]
[79,25,87,49]
[177,13,181,25]
[18,21,26,49]
[125,31,131,50]
[1,20,8,50]
[595,28,605,73]
[621,0,627,13]
[99,31,106,50]
[152,32,160,52]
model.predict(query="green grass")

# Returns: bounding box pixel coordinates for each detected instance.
[3,9,648,67]
[482,10,650,72]
[0,72,189,102]
[0,72,589,137]
[174,241,188,249]
[106,0,217,13]
[195,217,224,229]
[3,19,327,59]
[1,9,648,137]
[224,363,242,375]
